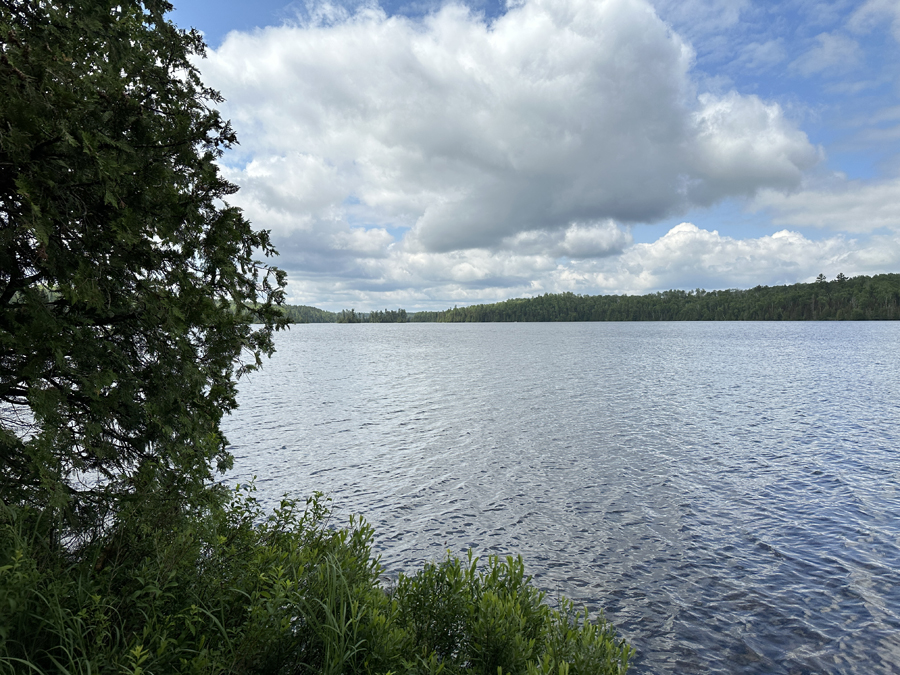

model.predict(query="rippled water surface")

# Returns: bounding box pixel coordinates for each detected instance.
[221,322,900,674]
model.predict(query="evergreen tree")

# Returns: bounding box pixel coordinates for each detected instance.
[0,0,286,543]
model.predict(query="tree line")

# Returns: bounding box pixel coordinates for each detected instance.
[280,306,410,323]
[413,273,900,322]
[284,273,900,324]
[336,307,410,323]
[279,303,340,323]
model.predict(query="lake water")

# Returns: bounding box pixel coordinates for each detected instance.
[221,322,900,674]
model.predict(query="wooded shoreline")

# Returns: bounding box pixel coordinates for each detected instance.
[283,272,900,323]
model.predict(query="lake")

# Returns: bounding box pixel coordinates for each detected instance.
[221,322,900,674]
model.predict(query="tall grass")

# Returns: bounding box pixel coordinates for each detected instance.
[0,487,632,674]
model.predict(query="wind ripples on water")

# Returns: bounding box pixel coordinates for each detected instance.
[221,322,900,674]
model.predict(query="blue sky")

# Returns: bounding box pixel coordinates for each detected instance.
[170,0,900,310]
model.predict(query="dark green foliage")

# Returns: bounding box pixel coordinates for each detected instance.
[409,273,900,322]
[0,490,633,675]
[281,304,339,323]
[393,552,631,675]
[0,0,286,541]
[335,308,409,323]
[285,274,900,325]
[337,308,364,324]
[0,490,382,674]
[277,306,410,323]
[365,308,409,323]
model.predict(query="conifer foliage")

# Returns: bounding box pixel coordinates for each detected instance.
[0,0,286,540]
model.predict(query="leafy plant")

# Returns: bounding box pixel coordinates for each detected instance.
[1,490,632,675]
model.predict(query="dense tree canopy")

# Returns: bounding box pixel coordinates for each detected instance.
[0,0,286,541]
[409,274,900,323]
[280,303,338,323]
[280,275,900,325]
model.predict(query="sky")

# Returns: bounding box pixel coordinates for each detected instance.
[169,0,900,311]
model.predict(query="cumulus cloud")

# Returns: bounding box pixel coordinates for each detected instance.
[203,0,819,259]
[499,220,632,258]
[689,92,821,202]
[619,224,900,289]
[279,222,900,309]
[754,178,900,233]
[603,223,851,290]
[536,223,896,295]
[187,0,900,310]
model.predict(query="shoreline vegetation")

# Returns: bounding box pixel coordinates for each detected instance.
[285,273,900,323]
[1,489,633,675]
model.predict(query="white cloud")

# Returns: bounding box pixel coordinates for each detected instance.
[650,0,749,38]
[499,220,633,258]
[599,223,900,292]
[689,92,822,203]
[332,227,395,255]
[850,0,900,43]
[606,223,847,290]
[733,39,787,71]
[754,177,900,232]
[203,0,819,260]
[541,222,897,295]
[222,155,348,234]
[790,32,863,77]
[187,0,900,310]
[278,222,900,309]
[866,105,900,125]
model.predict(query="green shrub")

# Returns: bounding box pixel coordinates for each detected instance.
[394,552,631,675]
[0,489,632,675]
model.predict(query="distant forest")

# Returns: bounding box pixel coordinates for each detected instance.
[281,273,900,323]
[279,306,410,323]
[279,304,339,323]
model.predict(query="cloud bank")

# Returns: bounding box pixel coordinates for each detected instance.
[755,177,900,233]
[197,0,898,308]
